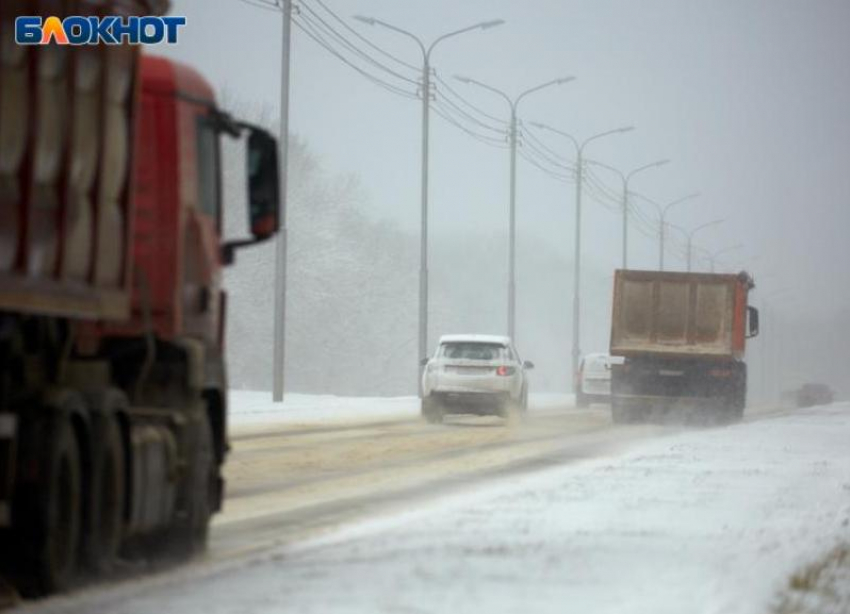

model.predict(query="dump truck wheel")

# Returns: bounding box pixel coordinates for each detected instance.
[23,411,84,595]
[83,403,126,573]
[421,397,443,424]
[165,409,215,559]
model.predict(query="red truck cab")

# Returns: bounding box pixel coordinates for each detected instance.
[0,3,279,595]
[129,56,224,346]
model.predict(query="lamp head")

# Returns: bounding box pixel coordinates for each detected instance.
[353,15,376,26]
[480,19,505,29]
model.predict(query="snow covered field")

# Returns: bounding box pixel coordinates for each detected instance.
[25,402,849,614]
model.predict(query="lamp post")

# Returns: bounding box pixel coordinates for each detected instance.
[670,219,726,272]
[354,15,504,394]
[640,193,700,270]
[585,159,669,269]
[272,0,293,403]
[454,75,575,343]
[529,122,634,389]
[702,243,743,272]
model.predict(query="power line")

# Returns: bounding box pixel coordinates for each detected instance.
[292,15,419,99]
[308,0,421,72]
[519,122,572,166]
[431,101,510,148]
[433,74,507,127]
[432,81,508,134]
[520,133,573,175]
[518,148,572,183]
[298,3,420,85]
[235,0,281,13]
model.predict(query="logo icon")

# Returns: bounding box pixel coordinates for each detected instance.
[15,15,186,45]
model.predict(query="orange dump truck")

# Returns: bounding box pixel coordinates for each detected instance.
[609,270,759,423]
[0,1,279,595]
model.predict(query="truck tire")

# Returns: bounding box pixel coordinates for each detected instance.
[719,395,745,424]
[165,409,215,558]
[83,402,126,573]
[421,397,443,424]
[27,413,83,595]
[724,405,744,424]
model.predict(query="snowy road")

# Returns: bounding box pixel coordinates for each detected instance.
[11,397,849,613]
[210,395,681,561]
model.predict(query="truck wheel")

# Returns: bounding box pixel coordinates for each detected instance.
[719,399,744,424]
[421,397,443,424]
[166,410,215,558]
[28,413,83,595]
[83,403,126,573]
[725,405,744,423]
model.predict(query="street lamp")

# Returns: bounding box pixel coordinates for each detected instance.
[669,219,726,272]
[354,15,504,394]
[529,122,634,390]
[640,192,701,270]
[584,159,669,269]
[701,243,743,272]
[454,75,575,343]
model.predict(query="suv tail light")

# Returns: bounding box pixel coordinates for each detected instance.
[496,366,516,376]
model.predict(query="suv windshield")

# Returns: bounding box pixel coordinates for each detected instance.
[439,342,507,361]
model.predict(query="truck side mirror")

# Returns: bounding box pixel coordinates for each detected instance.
[523,360,535,370]
[420,357,430,367]
[246,128,279,240]
[747,306,760,338]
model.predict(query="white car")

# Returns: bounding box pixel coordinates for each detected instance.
[421,334,534,423]
[575,353,623,407]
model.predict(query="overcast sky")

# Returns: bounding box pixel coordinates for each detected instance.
[160,0,850,320]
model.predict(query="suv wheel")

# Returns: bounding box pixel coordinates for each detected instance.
[421,397,443,424]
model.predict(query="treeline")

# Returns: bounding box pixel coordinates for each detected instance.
[221,133,613,395]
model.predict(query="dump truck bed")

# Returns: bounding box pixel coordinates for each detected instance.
[0,0,164,321]
[610,270,749,360]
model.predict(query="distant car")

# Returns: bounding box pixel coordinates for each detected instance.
[575,353,622,408]
[421,334,534,423]
[795,383,834,408]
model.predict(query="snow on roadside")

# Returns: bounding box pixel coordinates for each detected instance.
[29,403,850,614]
[226,390,420,427]
[227,390,574,427]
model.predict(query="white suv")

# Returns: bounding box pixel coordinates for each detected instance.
[421,334,534,423]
